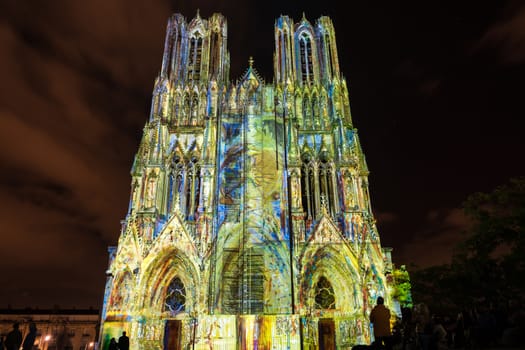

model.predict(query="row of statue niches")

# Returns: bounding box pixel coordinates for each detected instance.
[154,108,342,130]
[151,91,350,128]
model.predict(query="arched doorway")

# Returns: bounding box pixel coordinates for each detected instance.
[164,276,186,350]
[138,239,199,350]
[315,276,336,350]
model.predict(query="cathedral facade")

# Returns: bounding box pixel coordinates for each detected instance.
[100,12,394,350]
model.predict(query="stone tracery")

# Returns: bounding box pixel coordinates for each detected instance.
[99,12,396,350]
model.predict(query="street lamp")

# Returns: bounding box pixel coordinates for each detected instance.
[40,334,51,350]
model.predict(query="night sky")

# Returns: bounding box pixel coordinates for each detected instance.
[1,1,524,309]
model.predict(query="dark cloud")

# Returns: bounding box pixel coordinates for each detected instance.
[0,0,163,308]
[375,212,398,224]
[395,208,473,269]
[474,1,525,63]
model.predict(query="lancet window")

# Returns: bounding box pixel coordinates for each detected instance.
[301,152,337,219]
[321,33,333,79]
[165,25,183,79]
[301,153,316,220]
[170,28,183,79]
[185,157,201,220]
[188,33,203,82]
[277,28,290,81]
[209,31,221,78]
[319,154,337,216]
[298,32,314,85]
[164,276,186,316]
[168,154,201,221]
[167,156,184,213]
[277,32,283,77]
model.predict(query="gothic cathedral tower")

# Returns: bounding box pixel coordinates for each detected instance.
[100,12,395,350]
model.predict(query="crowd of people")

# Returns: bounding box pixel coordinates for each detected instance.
[2,300,523,350]
[0,322,37,350]
[0,325,129,350]
[390,299,525,350]
[108,331,129,350]
[364,296,525,350]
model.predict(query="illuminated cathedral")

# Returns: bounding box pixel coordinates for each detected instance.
[100,11,396,350]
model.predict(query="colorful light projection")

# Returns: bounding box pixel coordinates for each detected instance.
[99,12,398,350]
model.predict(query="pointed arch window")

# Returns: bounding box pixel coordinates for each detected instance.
[301,152,337,219]
[314,276,336,309]
[188,33,203,82]
[209,30,221,78]
[278,28,290,81]
[278,31,283,78]
[165,25,182,78]
[299,32,314,85]
[168,154,200,220]
[185,156,201,221]
[322,33,333,80]
[319,157,336,216]
[301,153,316,220]
[164,276,186,316]
[167,171,174,213]
[168,155,184,213]
[170,28,183,79]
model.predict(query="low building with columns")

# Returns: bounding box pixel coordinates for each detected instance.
[0,308,99,350]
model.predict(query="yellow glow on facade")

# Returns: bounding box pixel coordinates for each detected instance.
[99,12,398,349]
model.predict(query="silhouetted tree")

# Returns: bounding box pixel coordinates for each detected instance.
[412,177,525,313]
[392,265,413,308]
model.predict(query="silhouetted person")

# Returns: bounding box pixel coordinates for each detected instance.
[430,315,447,350]
[4,323,22,350]
[471,301,496,348]
[370,296,392,350]
[22,322,37,350]
[108,337,118,350]
[118,331,129,350]
[454,312,466,348]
